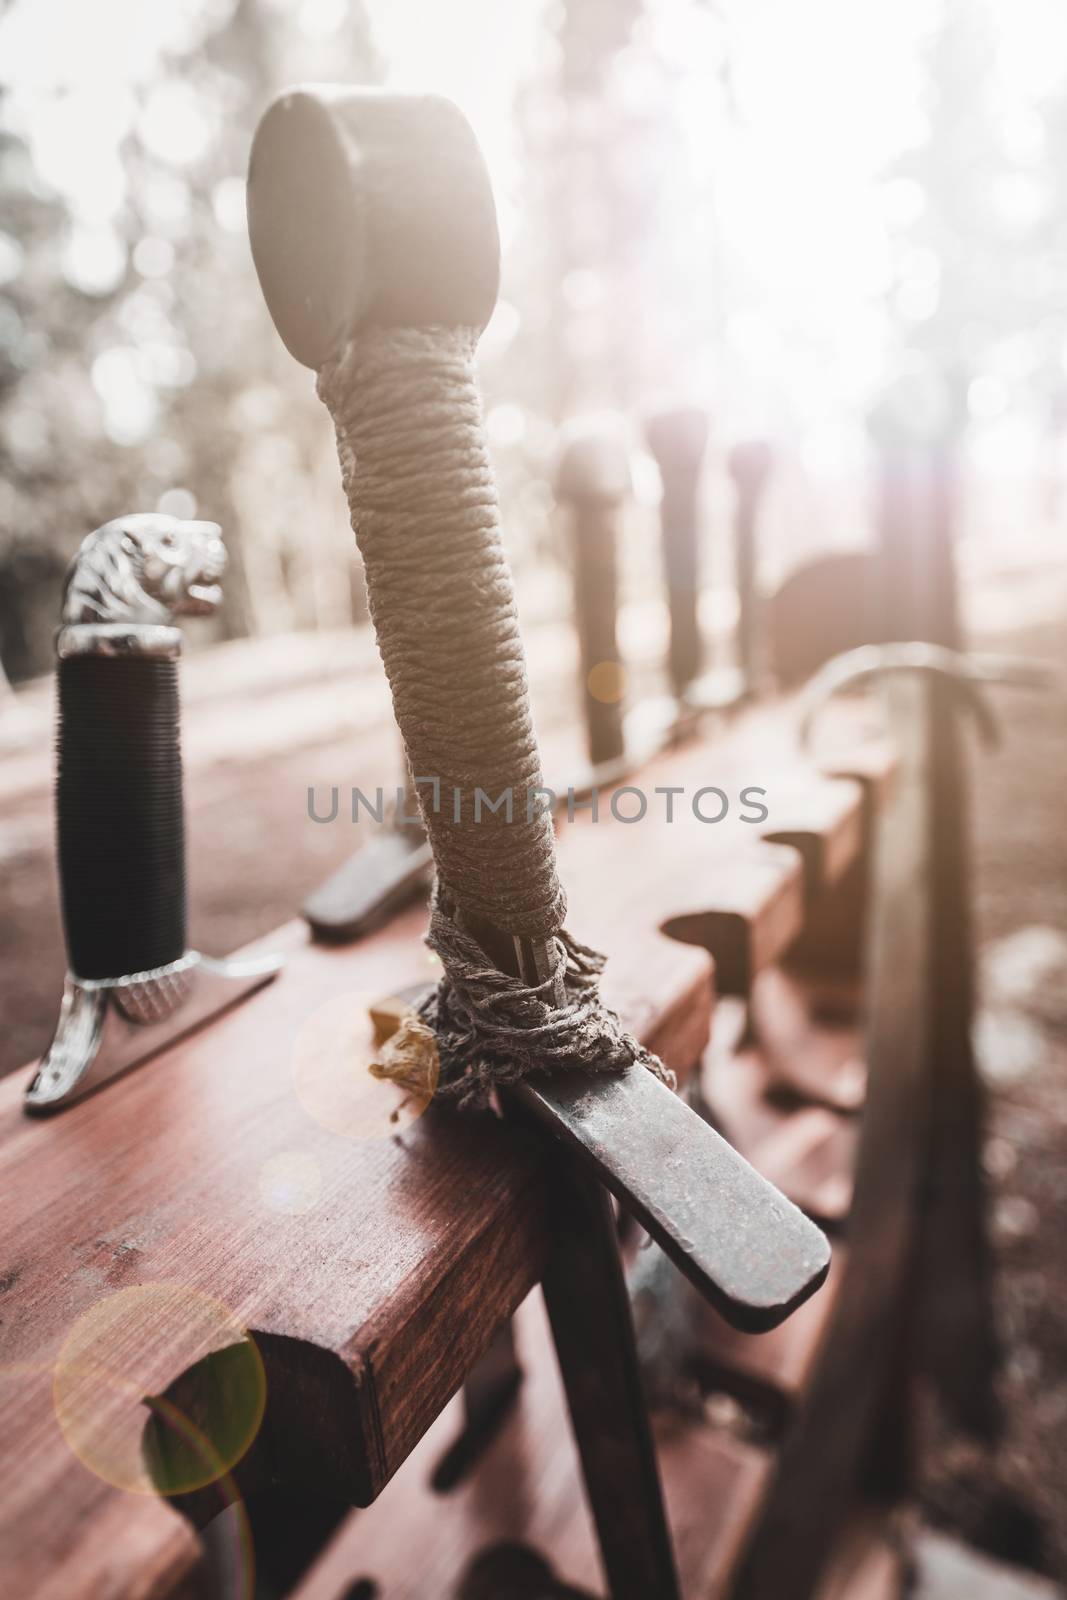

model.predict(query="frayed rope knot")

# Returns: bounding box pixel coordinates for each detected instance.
[381,896,675,1109]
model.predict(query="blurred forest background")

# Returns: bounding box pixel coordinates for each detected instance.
[2,0,1067,682]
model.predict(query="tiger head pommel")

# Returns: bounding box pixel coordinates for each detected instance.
[62,515,227,627]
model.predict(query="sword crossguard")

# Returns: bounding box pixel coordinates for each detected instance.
[799,641,1056,755]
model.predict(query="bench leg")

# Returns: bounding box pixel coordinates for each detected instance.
[434,1321,524,1490]
[920,682,999,1438]
[541,1158,680,1600]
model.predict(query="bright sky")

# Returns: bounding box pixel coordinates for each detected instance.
[364,0,549,244]
[3,0,1067,454]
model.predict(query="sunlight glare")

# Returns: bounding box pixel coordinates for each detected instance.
[363,0,552,248]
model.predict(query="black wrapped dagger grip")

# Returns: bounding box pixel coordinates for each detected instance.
[573,504,625,766]
[56,656,186,980]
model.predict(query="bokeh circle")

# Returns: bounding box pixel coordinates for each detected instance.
[292,990,438,1141]
[53,1283,266,1496]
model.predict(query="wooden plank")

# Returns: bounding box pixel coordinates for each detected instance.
[2,667,886,1597]
[657,847,805,997]
[302,828,432,942]
[554,745,809,1000]
[749,966,867,1112]
[783,730,894,989]
[289,1329,908,1599]
[564,722,872,1005]
[0,909,552,1595]
[760,775,865,901]
[820,735,896,810]
[0,812,717,1598]
[689,1244,848,1426]
[703,1044,857,1227]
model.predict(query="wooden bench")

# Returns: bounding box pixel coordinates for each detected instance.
[0,826,711,1597]
[0,647,930,1600]
[278,674,936,1600]
[0,86,1003,1600]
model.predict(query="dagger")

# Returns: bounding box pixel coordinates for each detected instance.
[26,514,281,1112]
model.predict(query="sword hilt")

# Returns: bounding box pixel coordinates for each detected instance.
[247,86,831,1330]
[57,650,185,979]
[25,514,284,1113]
[54,513,224,979]
[644,407,709,698]
[727,438,774,688]
[248,88,560,982]
[555,418,631,768]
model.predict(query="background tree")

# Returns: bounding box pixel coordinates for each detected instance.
[0,0,381,680]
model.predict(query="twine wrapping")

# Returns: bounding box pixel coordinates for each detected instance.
[419,889,671,1105]
[318,326,671,1102]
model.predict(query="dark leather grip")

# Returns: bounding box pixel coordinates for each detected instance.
[57,656,185,979]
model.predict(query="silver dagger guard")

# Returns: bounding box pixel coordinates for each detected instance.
[26,514,282,1113]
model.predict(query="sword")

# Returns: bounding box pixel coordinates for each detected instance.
[26,514,281,1112]
[554,417,631,772]
[247,84,829,1334]
[727,438,775,695]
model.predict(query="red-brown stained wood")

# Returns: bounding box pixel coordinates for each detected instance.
[749,966,867,1112]
[705,1042,857,1228]
[538,1160,680,1598]
[0,812,715,1598]
[589,707,878,988]
[1,672,901,1599]
[0,911,545,1594]
[760,776,864,902]
[657,846,805,997]
[289,1295,901,1600]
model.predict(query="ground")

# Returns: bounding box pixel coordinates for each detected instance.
[916,611,1067,1587]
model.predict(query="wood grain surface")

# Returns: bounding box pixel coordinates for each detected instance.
[0,812,714,1597]
[0,687,891,1597]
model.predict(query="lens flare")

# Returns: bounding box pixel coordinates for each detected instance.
[257,1151,322,1215]
[293,990,438,1140]
[53,1284,266,1496]
[587,660,628,704]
